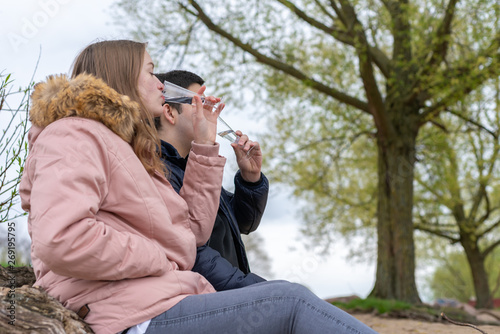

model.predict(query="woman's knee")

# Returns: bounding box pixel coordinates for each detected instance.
[264,280,316,300]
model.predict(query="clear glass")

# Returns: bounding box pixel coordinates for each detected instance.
[162,81,256,159]
[217,117,239,143]
[216,112,256,159]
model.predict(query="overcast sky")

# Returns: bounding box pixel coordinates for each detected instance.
[0,0,376,300]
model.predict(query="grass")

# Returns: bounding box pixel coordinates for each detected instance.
[331,297,413,314]
[329,297,494,325]
[0,262,31,268]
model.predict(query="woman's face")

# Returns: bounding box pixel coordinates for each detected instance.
[138,51,164,117]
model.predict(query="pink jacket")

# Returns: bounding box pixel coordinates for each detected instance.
[19,74,226,334]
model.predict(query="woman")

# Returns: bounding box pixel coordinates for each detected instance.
[20,40,377,334]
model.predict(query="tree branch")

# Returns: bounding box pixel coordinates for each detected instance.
[476,193,492,227]
[414,174,450,208]
[187,0,371,113]
[277,0,391,77]
[477,218,500,240]
[441,313,488,334]
[491,270,500,297]
[445,108,498,138]
[329,0,348,27]
[424,0,458,71]
[277,0,348,39]
[337,0,390,139]
[472,139,500,226]
[314,0,336,22]
[414,222,459,243]
[419,32,500,124]
[405,0,457,105]
[468,183,486,223]
[482,238,500,258]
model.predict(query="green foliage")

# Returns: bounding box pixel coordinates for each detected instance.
[412,80,500,306]
[263,95,378,251]
[331,297,413,314]
[1,262,29,268]
[425,247,500,302]
[0,72,31,223]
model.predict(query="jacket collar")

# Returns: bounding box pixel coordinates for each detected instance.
[160,140,187,170]
[29,74,142,145]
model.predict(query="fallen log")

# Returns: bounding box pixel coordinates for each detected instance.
[0,265,93,333]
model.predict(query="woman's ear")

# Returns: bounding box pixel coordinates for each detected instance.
[162,104,176,125]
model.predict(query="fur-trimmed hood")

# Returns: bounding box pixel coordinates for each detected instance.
[29,73,141,144]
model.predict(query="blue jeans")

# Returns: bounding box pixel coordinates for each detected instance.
[144,280,378,334]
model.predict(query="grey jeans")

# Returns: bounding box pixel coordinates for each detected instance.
[144,280,378,334]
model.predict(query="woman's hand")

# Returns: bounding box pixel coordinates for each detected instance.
[191,95,222,146]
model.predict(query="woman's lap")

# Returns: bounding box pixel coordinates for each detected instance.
[144,280,377,334]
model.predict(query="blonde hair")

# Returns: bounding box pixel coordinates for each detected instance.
[71,40,164,174]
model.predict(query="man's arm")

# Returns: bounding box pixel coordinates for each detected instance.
[230,171,269,234]
[193,245,266,290]
[229,132,269,234]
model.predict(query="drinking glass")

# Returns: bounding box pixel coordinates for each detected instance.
[162,81,256,159]
[215,109,256,159]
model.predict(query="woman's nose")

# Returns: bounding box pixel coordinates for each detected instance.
[156,77,164,90]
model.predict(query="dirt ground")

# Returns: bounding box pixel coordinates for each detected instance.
[352,313,500,334]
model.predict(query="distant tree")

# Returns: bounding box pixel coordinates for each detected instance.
[414,81,500,308]
[425,245,500,303]
[113,0,500,304]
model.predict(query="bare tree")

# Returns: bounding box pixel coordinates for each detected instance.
[0,72,30,224]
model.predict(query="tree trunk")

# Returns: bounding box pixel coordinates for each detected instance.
[461,236,493,309]
[370,123,422,304]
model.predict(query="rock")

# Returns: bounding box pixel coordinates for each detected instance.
[0,266,93,333]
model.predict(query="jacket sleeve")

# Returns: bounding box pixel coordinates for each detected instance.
[229,170,269,234]
[179,142,226,246]
[192,245,266,291]
[23,120,169,281]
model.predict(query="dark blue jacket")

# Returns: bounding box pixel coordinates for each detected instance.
[193,245,265,291]
[160,140,268,289]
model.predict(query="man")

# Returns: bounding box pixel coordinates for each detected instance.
[155,70,269,289]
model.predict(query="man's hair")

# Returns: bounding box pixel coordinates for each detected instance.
[154,70,205,129]
[155,70,205,89]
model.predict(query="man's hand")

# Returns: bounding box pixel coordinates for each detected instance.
[232,131,262,183]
